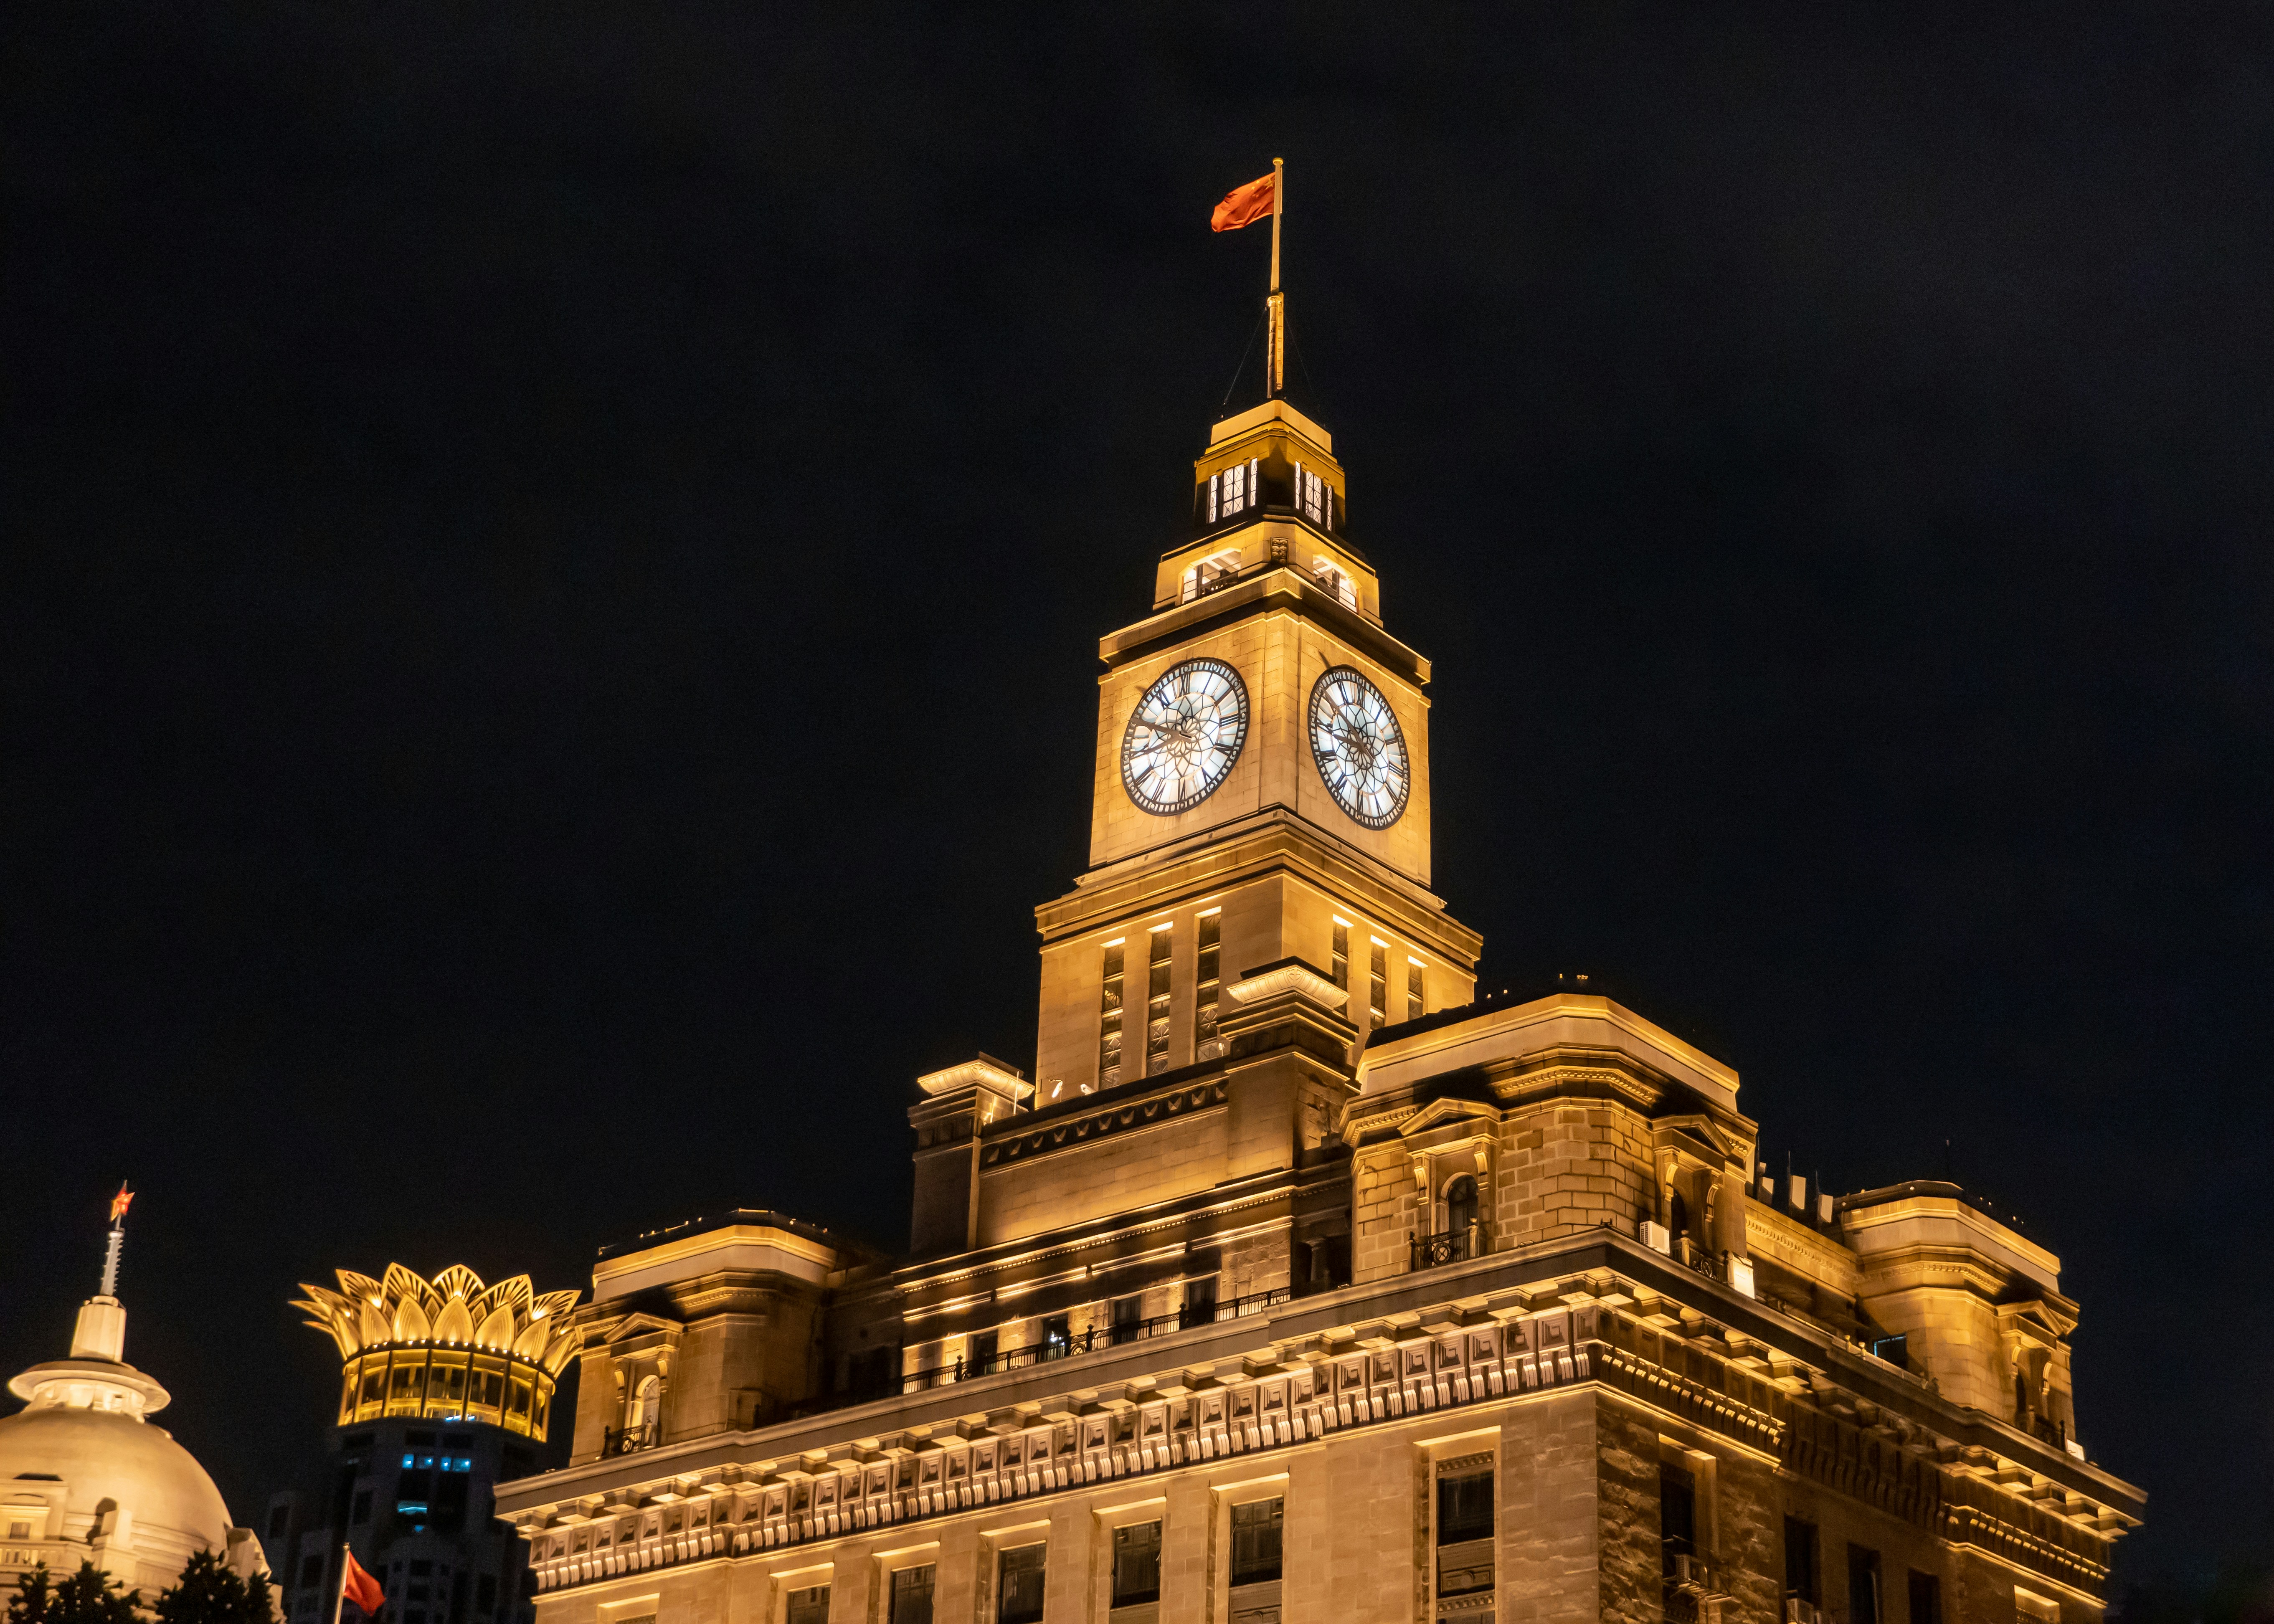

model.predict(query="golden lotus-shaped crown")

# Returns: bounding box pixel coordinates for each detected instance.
[292,1263,581,1374]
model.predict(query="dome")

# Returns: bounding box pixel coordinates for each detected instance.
[1,1208,265,1604]
[0,1404,231,1557]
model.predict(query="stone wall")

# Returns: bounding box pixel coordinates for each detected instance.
[1352,1143,1422,1284]
[1494,1100,1655,1248]
[1497,1390,1603,1624]
[977,1107,1229,1245]
[1597,1401,1664,1624]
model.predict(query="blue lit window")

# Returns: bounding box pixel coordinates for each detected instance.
[402,1454,414,1469]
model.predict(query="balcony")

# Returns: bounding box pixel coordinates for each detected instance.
[1410,1224,1484,1273]
[600,1421,658,1458]
[894,1287,1293,1397]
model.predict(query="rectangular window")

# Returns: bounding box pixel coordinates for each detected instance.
[1331,921,1349,990]
[1039,1314,1071,1361]
[1295,464,1328,526]
[1406,960,1425,1023]
[1230,1498,1283,1585]
[1368,942,1387,1029]
[1112,1521,1163,1607]
[1437,1468,1493,1546]
[1145,927,1172,1074]
[1196,912,1222,1061]
[968,1330,999,1377]
[1849,1547,1882,1624]
[1785,1517,1820,1608]
[1183,547,1244,604]
[1908,1571,1942,1624]
[997,1544,1047,1624]
[889,1565,935,1624]
[1098,942,1124,1089]
[1437,1459,1495,1596]
[785,1588,829,1624]
[1207,461,1255,523]
[1180,1275,1218,1330]
[1110,1295,1143,1345]
[1661,1462,1696,1575]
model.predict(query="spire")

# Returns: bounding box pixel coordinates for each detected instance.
[99,1181,133,1298]
[8,1183,170,1415]
[70,1186,134,1365]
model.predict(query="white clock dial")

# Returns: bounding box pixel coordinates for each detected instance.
[1121,658,1249,815]
[1309,666,1410,829]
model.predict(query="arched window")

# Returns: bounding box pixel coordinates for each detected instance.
[1445,1175,1479,1257]
[1669,1190,1689,1245]
[626,1374,660,1433]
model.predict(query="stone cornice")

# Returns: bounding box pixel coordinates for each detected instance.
[502,1230,2140,1594]
[1342,1059,1666,1148]
[979,1081,1227,1173]
[1034,813,1481,965]
[1097,568,1427,685]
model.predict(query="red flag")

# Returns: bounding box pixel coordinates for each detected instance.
[1210,172,1275,232]
[109,1184,134,1224]
[341,1551,384,1617]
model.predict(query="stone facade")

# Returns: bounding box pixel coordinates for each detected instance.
[497,393,2142,1624]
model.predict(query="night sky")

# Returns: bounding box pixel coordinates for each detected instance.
[5,1,2269,1595]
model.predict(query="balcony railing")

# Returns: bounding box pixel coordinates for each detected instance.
[1409,1224,1483,1272]
[895,1287,1293,1396]
[601,1421,658,1458]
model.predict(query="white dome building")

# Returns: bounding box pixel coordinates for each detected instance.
[0,1204,268,1606]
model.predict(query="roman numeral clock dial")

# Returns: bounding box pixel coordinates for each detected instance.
[1121,658,1250,815]
[1309,665,1410,828]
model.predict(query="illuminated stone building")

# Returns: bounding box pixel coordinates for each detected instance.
[0,1214,271,1604]
[492,383,2145,1624]
[263,1266,581,1624]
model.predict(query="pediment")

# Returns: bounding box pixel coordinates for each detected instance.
[600,1312,683,1345]
[1653,1112,1740,1164]
[1999,1298,2078,1340]
[1396,1096,1499,1139]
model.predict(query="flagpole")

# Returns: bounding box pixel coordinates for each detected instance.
[332,1544,349,1624]
[1270,157,1283,294]
[1267,157,1286,397]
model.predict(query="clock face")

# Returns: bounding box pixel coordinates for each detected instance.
[1121,658,1250,815]
[1309,666,1410,828]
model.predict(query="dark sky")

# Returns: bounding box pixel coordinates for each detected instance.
[5,0,2268,1593]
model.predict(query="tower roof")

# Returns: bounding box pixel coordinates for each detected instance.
[0,1193,252,1601]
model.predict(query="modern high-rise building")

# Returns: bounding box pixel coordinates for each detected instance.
[490,370,2144,1624]
[264,1266,581,1624]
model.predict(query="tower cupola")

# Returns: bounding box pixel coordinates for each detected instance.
[1157,399,1378,620]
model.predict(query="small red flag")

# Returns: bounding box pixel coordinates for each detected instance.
[1210,172,1276,233]
[341,1551,384,1617]
[109,1184,134,1224]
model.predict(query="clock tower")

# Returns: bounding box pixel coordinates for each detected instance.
[1032,394,1482,1100]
